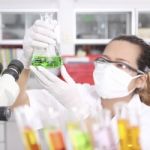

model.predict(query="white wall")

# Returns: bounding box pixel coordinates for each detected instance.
[0,1,150,150]
[75,0,150,8]
[1,0,150,10]
[0,0,58,9]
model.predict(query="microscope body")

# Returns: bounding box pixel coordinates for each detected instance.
[0,74,20,106]
[0,59,24,121]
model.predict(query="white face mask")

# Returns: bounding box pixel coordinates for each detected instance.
[93,63,141,99]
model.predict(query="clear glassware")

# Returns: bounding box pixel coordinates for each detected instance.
[92,108,117,150]
[127,108,141,150]
[42,107,67,150]
[31,13,63,68]
[114,102,129,150]
[114,102,141,150]
[66,113,93,150]
[14,105,42,150]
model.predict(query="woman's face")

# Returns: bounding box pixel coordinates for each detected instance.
[103,40,144,91]
[103,40,141,74]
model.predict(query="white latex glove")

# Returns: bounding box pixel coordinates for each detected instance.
[21,19,59,69]
[30,65,93,120]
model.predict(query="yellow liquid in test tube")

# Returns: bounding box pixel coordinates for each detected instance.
[118,119,129,150]
[22,127,41,150]
[128,126,141,150]
[118,120,141,150]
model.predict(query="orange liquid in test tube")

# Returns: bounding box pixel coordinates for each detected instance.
[22,127,41,150]
[48,130,66,150]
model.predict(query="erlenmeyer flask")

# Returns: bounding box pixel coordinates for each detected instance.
[31,13,63,68]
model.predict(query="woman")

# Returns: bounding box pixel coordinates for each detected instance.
[15,20,150,149]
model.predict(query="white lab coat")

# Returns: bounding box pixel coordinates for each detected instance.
[27,86,150,150]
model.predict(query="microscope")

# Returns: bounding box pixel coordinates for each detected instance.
[0,59,24,121]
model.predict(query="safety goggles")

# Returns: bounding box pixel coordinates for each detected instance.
[95,56,144,75]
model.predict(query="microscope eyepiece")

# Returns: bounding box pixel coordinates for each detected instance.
[0,107,11,121]
[2,59,24,81]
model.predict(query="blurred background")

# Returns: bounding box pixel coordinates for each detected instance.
[0,0,150,149]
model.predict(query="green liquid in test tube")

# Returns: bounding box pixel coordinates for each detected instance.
[68,123,93,150]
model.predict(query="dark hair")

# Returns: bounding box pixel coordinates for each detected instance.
[110,35,150,105]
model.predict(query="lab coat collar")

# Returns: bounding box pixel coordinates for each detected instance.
[127,94,142,114]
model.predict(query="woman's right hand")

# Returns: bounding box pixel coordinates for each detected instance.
[30,65,95,120]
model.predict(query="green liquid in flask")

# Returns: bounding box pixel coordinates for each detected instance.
[32,55,63,68]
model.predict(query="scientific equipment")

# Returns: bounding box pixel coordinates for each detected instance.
[0,107,11,121]
[44,129,66,150]
[92,109,117,150]
[0,59,24,107]
[0,62,3,74]
[0,59,23,121]
[31,13,63,68]
[115,102,141,150]
[43,108,66,150]
[23,127,41,150]
[15,106,41,150]
[67,118,93,150]
[115,103,129,150]
[127,108,141,150]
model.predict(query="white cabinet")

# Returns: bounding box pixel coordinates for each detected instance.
[0,10,58,45]
[74,9,135,55]
[2,13,25,40]
[0,9,150,55]
[75,9,134,44]
[75,10,133,40]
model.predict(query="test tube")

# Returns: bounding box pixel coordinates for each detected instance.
[67,117,93,150]
[44,129,66,150]
[43,108,66,150]
[14,106,41,150]
[127,108,141,150]
[92,109,117,150]
[23,127,41,150]
[114,102,129,150]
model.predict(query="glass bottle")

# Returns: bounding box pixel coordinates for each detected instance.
[66,113,93,150]
[14,106,42,150]
[92,108,117,150]
[31,13,63,68]
[42,107,66,150]
[114,102,129,150]
[115,102,142,150]
[127,108,141,150]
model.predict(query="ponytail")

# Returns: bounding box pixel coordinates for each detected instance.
[139,72,150,105]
